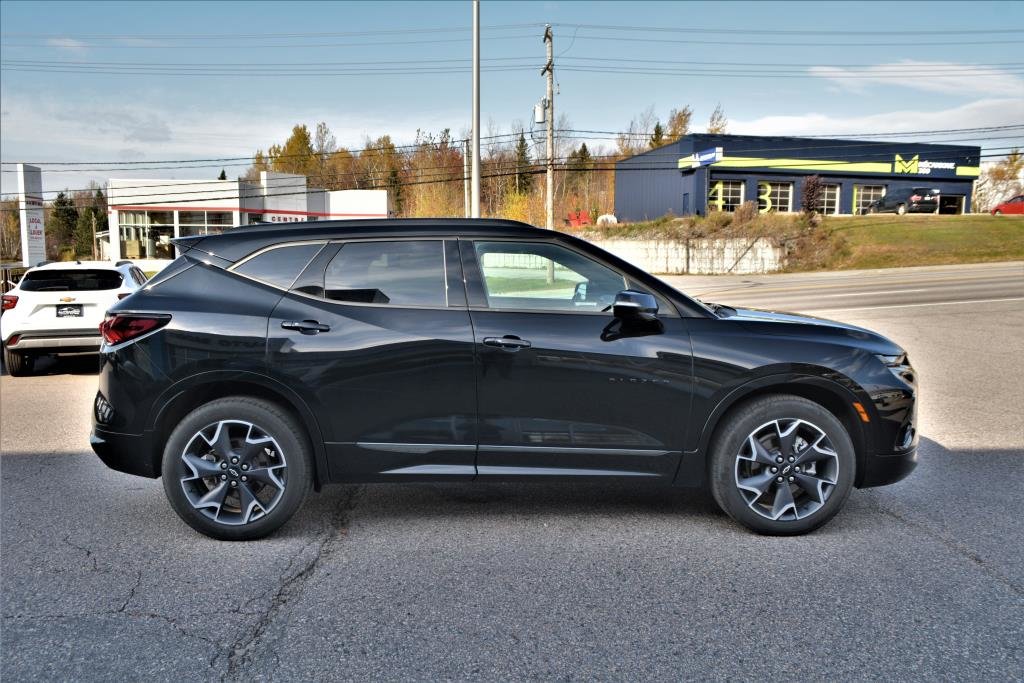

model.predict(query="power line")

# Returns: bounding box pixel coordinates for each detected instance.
[549,22,1024,36]
[5,125,1018,169]
[0,24,543,39]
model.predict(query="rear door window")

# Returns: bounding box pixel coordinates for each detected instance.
[19,269,123,291]
[323,240,447,307]
[234,243,325,290]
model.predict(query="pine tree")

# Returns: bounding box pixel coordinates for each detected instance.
[74,207,96,257]
[50,191,79,249]
[514,133,532,194]
[649,122,665,148]
[218,169,227,180]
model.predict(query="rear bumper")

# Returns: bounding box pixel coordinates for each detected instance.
[91,427,159,478]
[6,330,101,352]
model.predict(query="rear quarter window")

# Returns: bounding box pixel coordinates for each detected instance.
[19,269,123,292]
[234,243,325,290]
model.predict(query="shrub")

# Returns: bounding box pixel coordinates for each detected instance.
[802,175,824,215]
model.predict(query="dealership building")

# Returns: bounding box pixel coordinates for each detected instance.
[100,171,388,261]
[614,134,982,221]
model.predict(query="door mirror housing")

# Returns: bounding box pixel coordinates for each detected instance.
[612,290,658,321]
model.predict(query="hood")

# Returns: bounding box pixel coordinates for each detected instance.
[714,305,903,355]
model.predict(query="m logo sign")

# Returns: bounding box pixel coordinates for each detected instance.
[894,154,919,174]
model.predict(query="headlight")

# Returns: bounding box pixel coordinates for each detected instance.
[876,353,914,383]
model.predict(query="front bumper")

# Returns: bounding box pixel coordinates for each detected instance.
[91,427,159,478]
[859,447,918,488]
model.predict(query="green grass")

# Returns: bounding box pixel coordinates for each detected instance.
[483,276,578,296]
[827,214,1024,270]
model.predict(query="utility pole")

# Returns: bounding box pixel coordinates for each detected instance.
[470,0,481,217]
[464,138,471,218]
[542,24,554,231]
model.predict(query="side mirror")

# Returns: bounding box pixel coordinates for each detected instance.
[612,290,658,321]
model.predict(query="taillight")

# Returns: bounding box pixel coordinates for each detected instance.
[99,314,170,345]
[1,294,17,311]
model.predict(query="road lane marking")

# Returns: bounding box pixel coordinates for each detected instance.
[815,297,1024,313]
[679,272,1023,296]
[815,288,930,298]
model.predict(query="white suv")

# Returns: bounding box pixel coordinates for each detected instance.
[1,260,148,376]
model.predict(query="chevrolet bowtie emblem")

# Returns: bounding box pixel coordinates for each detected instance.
[59,297,76,303]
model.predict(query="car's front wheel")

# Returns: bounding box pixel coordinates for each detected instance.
[709,394,855,535]
[161,396,313,540]
[3,346,34,376]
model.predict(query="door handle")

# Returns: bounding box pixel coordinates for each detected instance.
[482,335,531,351]
[281,320,330,335]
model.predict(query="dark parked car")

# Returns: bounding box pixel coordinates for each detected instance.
[91,219,918,539]
[866,187,941,215]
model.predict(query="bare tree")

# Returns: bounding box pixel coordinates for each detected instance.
[707,103,728,134]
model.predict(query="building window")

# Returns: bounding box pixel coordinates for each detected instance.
[708,180,744,212]
[179,210,232,236]
[757,182,793,213]
[854,185,886,215]
[118,210,174,260]
[817,184,840,215]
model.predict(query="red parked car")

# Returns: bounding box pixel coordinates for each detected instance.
[991,194,1024,215]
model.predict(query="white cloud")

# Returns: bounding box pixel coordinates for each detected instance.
[731,98,1024,142]
[808,60,1024,96]
[45,37,89,53]
[0,93,460,195]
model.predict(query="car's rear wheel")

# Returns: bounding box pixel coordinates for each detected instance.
[896,203,907,215]
[994,210,1002,216]
[161,396,313,540]
[709,394,855,535]
[3,346,34,377]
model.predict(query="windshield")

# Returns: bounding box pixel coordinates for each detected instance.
[19,269,123,292]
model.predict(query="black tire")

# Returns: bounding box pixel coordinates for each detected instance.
[896,203,907,216]
[161,396,313,541]
[708,394,855,536]
[3,346,34,376]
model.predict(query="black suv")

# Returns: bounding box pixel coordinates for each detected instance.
[91,219,918,539]
[866,187,941,215]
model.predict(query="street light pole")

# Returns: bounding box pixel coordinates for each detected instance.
[471,0,481,218]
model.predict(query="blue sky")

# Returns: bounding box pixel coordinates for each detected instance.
[2,0,1023,195]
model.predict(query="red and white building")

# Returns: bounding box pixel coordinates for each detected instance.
[102,172,388,262]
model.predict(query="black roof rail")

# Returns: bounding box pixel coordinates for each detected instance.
[35,260,54,267]
[115,260,134,266]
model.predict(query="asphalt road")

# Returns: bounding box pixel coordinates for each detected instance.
[2,261,1022,681]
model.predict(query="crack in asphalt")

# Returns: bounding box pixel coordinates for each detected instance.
[862,490,1023,596]
[118,569,144,613]
[62,534,99,572]
[221,486,362,681]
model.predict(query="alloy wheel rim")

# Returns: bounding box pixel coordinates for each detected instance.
[734,418,839,522]
[178,420,287,526]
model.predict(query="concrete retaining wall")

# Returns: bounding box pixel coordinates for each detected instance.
[588,237,783,274]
